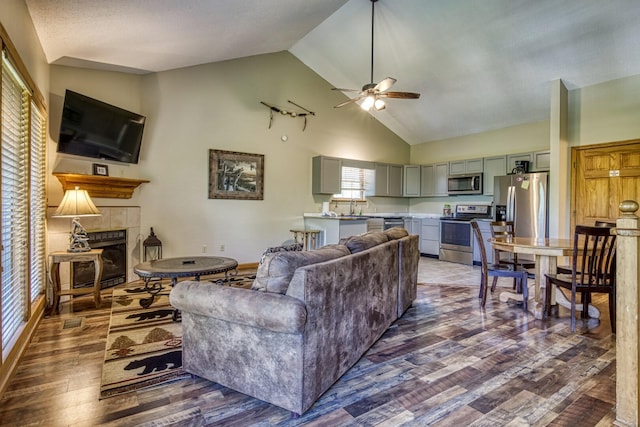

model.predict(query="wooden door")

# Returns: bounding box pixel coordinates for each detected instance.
[572,140,640,229]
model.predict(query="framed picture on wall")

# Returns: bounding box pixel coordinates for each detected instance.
[92,163,109,176]
[208,149,264,200]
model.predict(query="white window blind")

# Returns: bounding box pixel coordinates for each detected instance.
[29,101,47,301]
[1,55,30,354]
[334,166,374,200]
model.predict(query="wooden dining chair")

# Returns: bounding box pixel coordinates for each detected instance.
[471,220,529,309]
[544,225,616,333]
[489,221,535,292]
[556,221,616,275]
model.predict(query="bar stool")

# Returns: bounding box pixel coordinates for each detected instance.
[289,229,321,250]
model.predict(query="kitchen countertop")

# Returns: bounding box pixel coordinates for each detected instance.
[303,213,443,219]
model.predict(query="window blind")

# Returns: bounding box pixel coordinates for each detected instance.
[1,56,30,354]
[29,101,47,302]
[334,166,374,200]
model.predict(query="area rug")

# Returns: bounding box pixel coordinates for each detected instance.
[99,272,256,399]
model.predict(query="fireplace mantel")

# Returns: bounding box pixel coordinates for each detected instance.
[53,173,149,199]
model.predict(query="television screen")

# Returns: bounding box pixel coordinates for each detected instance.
[57,90,146,164]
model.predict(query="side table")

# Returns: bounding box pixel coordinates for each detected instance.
[47,249,104,314]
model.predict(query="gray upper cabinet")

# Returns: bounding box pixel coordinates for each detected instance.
[420,163,448,196]
[420,164,435,196]
[373,163,403,197]
[449,158,483,175]
[483,156,507,196]
[507,152,533,174]
[312,156,341,194]
[533,150,550,171]
[403,165,421,197]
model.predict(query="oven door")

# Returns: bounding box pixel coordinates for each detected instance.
[439,219,474,264]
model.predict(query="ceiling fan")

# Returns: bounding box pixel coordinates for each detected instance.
[333,0,420,111]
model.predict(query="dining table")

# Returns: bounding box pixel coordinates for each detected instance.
[488,236,601,320]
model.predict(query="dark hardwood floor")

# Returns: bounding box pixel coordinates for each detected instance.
[0,259,616,426]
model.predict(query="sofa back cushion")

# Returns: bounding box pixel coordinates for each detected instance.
[252,244,350,294]
[384,227,409,241]
[341,231,389,253]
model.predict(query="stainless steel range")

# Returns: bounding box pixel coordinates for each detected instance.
[439,204,492,265]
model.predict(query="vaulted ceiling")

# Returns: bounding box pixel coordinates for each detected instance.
[25,0,640,144]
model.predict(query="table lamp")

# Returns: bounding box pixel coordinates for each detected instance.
[53,186,101,252]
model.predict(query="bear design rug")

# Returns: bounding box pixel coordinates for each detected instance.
[100,273,255,399]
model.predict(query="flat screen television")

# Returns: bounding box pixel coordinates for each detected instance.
[57,90,146,164]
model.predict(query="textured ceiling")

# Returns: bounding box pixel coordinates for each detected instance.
[25,0,640,144]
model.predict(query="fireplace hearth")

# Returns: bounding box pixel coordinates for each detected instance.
[72,229,127,290]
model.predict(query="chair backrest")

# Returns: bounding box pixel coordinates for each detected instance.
[594,220,616,228]
[490,221,515,263]
[471,220,488,276]
[571,225,616,287]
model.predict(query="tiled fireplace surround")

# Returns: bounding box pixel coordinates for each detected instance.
[47,206,142,289]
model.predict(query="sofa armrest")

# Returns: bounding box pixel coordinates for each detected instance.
[170,281,307,334]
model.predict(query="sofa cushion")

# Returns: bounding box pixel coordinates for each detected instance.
[342,231,389,253]
[252,244,350,294]
[258,242,303,265]
[384,227,409,240]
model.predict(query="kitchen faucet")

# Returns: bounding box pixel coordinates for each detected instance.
[349,199,356,215]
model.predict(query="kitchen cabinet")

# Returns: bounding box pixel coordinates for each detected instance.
[373,163,403,197]
[482,155,507,196]
[420,218,440,256]
[449,158,483,175]
[533,150,550,171]
[507,152,533,174]
[420,163,449,197]
[312,156,341,194]
[367,218,384,232]
[304,217,367,246]
[403,165,421,197]
[472,220,493,264]
[403,217,421,235]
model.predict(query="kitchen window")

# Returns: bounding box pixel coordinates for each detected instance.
[333,165,374,201]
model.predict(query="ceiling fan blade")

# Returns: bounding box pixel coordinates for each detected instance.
[334,96,364,108]
[374,77,397,93]
[332,87,362,93]
[379,91,421,99]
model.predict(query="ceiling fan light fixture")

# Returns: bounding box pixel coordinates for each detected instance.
[374,98,386,111]
[360,95,375,111]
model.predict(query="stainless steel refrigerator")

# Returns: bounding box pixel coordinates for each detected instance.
[493,172,549,243]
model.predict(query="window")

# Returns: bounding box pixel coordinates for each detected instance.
[333,166,374,201]
[0,40,47,362]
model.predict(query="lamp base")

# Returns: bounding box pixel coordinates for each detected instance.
[67,246,92,253]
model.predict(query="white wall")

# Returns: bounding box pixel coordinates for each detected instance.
[49,51,411,263]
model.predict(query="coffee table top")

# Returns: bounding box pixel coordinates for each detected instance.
[133,256,238,279]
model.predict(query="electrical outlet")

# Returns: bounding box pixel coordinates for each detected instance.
[219,244,225,251]
[202,245,207,253]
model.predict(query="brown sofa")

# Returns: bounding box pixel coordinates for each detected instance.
[169,228,419,415]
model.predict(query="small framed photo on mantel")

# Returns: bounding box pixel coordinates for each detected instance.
[92,163,109,176]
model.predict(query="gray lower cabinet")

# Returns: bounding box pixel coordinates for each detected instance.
[304,217,368,246]
[420,218,440,256]
[403,217,421,235]
[472,220,493,264]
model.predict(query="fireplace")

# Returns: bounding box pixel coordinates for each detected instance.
[72,229,127,290]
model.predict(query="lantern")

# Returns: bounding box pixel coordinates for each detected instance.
[143,227,162,261]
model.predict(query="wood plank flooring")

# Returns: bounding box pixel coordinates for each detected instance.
[0,259,616,426]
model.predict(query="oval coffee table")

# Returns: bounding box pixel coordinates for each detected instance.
[134,256,238,320]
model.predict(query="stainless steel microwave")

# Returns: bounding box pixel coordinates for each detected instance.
[447,173,483,195]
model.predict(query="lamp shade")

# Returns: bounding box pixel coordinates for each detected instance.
[53,186,101,217]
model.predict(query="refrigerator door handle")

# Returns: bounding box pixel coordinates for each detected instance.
[506,186,515,222]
